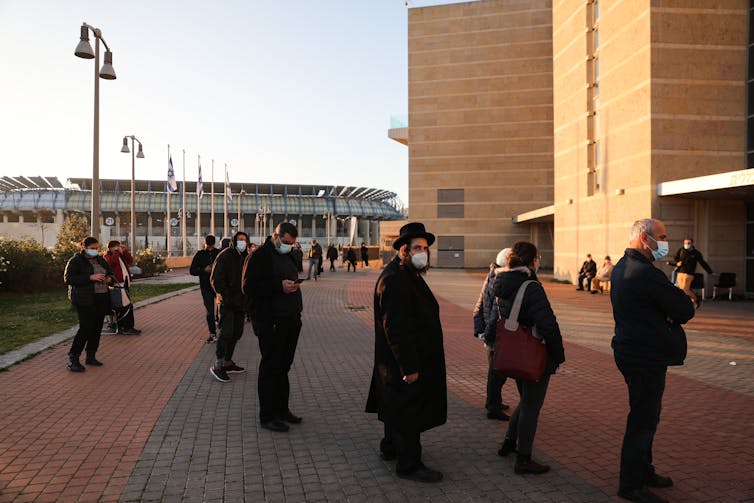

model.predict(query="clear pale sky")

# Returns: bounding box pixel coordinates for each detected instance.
[0,0,469,206]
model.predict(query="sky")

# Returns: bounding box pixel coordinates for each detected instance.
[0,0,471,206]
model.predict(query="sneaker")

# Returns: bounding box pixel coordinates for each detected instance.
[210,365,230,383]
[617,488,668,503]
[514,456,550,475]
[101,326,117,335]
[646,473,673,488]
[206,334,217,344]
[224,362,246,373]
[85,357,103,366]
[120,328,141,335]
[68,360,86,372]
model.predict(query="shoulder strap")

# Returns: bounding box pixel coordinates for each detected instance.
[503,280,536,331]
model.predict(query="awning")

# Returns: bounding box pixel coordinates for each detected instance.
[513,205,554,224]
[657,168,754,199]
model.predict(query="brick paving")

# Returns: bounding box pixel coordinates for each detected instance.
[1,266,753,502]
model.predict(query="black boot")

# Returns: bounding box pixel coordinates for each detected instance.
[514,454,550,474]
[497,437,516,457]
[68,354,85,372]
[85,354,103,366]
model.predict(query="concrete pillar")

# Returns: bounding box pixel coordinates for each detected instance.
[311,216,317,240]
[115,213,121,240]
[18,213,24,223]
[2,214,7,224]
[147,213,153,248]
[56,209,64,224]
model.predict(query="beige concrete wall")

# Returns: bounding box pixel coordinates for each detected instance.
[408,0,553,268]
[0,222,61,248]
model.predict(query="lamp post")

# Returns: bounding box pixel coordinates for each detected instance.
[75,22,116,240]
[237,189,246,233]
[121,136,144,252]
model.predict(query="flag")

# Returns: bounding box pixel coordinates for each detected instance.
[197,163,204,199]
[167,156,178,193]
[225,169,232,203]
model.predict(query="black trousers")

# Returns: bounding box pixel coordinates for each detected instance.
[200,287,216,334]
[329,258,336,271]
[216,305,245,362]
[577,274,593,290]
[254,315,302,422]
[347,260,357,271]
[114,286,135,330]
[382,422,422,474]
[70,293,110,357]
[505,373,551,457]
[616,359,667,492]
[486,350,507,411]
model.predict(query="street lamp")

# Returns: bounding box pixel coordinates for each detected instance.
[237,189,246,233]
[121,136,144,252]
[75,22,117,240]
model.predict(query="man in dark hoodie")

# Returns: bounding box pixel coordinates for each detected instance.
[190,235,220,343]
[611,219,695,503]
[242,222,303,433]
[209,231,249,383]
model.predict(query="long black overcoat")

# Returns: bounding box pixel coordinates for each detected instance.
[365,256,447,432]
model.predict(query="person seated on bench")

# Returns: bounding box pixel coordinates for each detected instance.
[591,256,614,294]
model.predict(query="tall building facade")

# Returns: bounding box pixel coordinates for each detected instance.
[394,0,754,295]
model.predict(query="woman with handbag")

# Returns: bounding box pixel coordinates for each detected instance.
[493,241,565,474]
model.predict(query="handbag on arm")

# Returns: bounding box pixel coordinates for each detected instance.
[492,280,547,381]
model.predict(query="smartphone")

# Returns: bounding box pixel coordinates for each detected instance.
[294,278,307,283]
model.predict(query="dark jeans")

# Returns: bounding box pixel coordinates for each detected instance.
[329,258,336,271]
[577,274,593,290]
[381,422,422,474]
[347,260,357,272]
[254,315,302,422]
[486,350,507,411]
[70,293,110,357]
[505,374,551,457]
[200,287,216,334]
[616,359,667,492]
[216,305,245,363]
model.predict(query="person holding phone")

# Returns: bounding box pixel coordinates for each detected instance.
[243,222,304,432]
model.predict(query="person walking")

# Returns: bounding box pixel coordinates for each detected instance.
[64,237,115,371]
[291,242,304,274]
[472,248,512,421]
[611,219,695,503]
[306,239,323,281]
[495,241,565,475]
[576,253,597,291]
[209,231,250,383]
[243,222,304,433]
[670,237,712,308]
[365,222,447,483]
[326,244,338,272]
[346,247,357,272]
[361,242,369,268]
[190,235,220,343]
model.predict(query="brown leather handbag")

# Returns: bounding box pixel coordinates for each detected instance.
[493,280,547,381]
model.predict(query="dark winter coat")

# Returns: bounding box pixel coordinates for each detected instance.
[365,256,447,433]
[290,246,304,273]
[243,237,301,319]
[210,246,248,310]
[671,246,712,275]
[472,264,503,344]
[611,249,695,366]
[190,248,220,290]
[494,268,565,375]
[64,252,115,307]
[579,259,597,276]
[326,245,338,261]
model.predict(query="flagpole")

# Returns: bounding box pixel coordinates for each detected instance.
[223,163,229,238]
[182,148,187,257]
[166,144,171,258]
[196,154,201,251]
[211,159,215,236]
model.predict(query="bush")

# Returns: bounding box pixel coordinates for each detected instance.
[134,248,168,277]
[0,238,58,292]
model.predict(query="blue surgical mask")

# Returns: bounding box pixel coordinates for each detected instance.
[647,235,669,260]
[277,243,292,254]
[85,248,98,257]
[236,241,247,252]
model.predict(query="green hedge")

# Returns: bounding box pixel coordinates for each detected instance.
[0,238,60,293]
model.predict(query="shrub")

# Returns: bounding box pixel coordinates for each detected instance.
[134,248,168,277]
[0,238,58,292]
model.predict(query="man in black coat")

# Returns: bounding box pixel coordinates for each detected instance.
[576,253,597,291]
[611,218,695,503]
[361,242,369,268]
[209,231,249,383]
[365,222,447,483]
[190,235,220,343]
[326,244,338,271]
[242,222,303,433]
[670,237,713,308]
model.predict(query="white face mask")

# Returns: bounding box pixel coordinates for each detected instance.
[683,244,691,250]
[236,240,247,252]
[410,252,428,269]
[85,248,98,257]
[276,241,292,254]
[647,235,669,260]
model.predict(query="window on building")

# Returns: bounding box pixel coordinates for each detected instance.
[437,189,464,218]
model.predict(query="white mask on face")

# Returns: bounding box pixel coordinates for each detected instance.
[85,248,98,257]
[683,244,691,250]
[277,241,292,254]
[236,240,247,252]
[411,252,428,269]
[647,235,669,260]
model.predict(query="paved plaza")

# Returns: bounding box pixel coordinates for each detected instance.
[0,266,752,502]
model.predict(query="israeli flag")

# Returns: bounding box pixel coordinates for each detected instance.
[225,169,232,203]
[197,163,204,199]
[167,156,178,193]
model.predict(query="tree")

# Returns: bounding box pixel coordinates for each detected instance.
[53,212,90,265]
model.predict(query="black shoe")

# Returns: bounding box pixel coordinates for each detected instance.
[486,409,510,421]
[261,419,290,432]
[497,438,516,457]
[280,411,302,424]
[617,488,668,503]
[121,328,141,335]
[647,473,673,488]
[591,290,599,294]
[210,366,230,383]
[500,402,510,410]
[85,357,103,366]
[514,456,550,475]
[206,334,217,344]
[68,360,85,372]
[396,463,443,483]
[380,449,397,461]
[224,362,246,373]
[576,287,584,291]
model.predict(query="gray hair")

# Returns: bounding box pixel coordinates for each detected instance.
[629,218,657,241]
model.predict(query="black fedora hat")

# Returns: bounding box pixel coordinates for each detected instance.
[393,222,436,250]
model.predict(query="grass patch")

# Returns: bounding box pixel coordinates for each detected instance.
[0,283,195,355]
[549,278,573,284]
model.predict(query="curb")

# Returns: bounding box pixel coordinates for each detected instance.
[0,285,200,371]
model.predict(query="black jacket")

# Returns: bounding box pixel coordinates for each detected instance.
[210,246,248,310]
[494,268,565,375]
[472,264,503,344]
[326,246,338,261]
[579,259,597,276]
[671,246,712,275]
[64,252,115,307]
[243,237,301,319]
[189,248,220,290]
[365,256,447,432]
[611,249,695,365]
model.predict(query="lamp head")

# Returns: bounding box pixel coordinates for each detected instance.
[74,25,94,59]
[99,50,116,80]
[136,143,145,158]
[121,137,130,153]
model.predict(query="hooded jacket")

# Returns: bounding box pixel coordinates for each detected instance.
[210,242,248,310]
[472,263,505,344]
